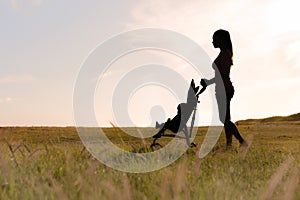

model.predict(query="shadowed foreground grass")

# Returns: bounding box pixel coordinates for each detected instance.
[0,124,299,200]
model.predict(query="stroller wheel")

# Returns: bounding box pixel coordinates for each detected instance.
[190,142,197,148]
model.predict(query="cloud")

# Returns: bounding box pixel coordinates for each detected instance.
[31,0,44,6]
[9,0,19,10]
[0,74,33,83]
[126,0,300,81]
[8,0,44,10]
[124,0,300,121]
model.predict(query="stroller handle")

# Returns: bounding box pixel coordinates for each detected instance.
[196,85,207,97]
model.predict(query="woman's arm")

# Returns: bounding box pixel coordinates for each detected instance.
[202,77,215,86]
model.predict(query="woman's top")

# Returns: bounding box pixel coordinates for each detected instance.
[212,50,234,95]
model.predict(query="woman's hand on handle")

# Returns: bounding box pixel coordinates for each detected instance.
[201,77,215,86]
[196,79,208,96]
[200,79,208,87]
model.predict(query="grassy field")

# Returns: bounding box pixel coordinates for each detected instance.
[0,123,299,200]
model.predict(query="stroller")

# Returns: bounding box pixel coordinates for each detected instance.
[151,79,207,148]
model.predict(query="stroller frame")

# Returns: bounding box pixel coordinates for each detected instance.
[151,79,206,148]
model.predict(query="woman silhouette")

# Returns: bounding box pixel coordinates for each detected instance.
[201,29,247,148]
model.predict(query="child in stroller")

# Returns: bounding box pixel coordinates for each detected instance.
[151,79,206,147]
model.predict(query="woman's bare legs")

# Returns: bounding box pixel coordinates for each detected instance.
[225,121,244,146]
[217,93,246,147]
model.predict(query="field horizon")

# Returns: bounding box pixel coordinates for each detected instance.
[1,112,299,128]
[1,116,300,199]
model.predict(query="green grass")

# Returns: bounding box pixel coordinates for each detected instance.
[0,124,299,200]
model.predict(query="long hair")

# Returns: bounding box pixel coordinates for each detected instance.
[213,29,233,62]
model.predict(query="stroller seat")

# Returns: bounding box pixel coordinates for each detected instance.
[151,79,206,148]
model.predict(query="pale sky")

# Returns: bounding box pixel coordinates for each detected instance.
[1,0,300,126]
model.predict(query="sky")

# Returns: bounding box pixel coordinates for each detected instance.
[1,0,300,127]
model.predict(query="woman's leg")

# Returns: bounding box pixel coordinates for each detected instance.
[224,95,245,145]
[225,121,245,145]
[216,92,231,146]
[216,92,245,146]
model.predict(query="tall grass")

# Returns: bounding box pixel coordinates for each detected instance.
[0,125,299,200]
